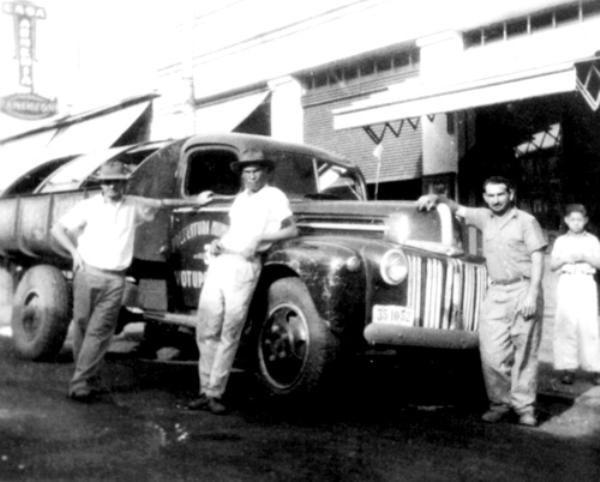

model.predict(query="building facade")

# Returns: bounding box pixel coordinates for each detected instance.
[153,0,600,234]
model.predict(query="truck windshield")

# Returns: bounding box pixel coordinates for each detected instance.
[271,153,363,200]
[185,148,364,200]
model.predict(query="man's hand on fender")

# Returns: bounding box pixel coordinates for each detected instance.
[197,190,214,205]
[416,194,439,211]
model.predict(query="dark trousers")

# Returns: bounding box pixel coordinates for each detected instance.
[69,267,125,395]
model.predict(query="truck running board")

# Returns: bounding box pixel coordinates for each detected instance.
[141,310,197,328]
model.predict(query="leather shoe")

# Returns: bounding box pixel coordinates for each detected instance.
[518,412,537,427]
[187,394,210,411]
[68,390,94,403]
[481,408,510,423]
[208,397,228,415]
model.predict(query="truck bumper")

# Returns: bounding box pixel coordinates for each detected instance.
[363,324,479,350]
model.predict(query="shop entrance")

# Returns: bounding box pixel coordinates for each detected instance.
[459,92,600,236]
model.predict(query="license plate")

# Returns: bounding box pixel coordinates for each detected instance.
[372,304,414,326]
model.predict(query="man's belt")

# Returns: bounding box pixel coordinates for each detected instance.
[219,247,261,261]
[490,276,529,286]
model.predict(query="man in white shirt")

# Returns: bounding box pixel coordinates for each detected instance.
[52,160,212,402]
[189,148,298,414]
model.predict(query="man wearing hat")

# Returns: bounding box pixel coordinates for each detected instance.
[188,148,298,414]
[52,160,213,402]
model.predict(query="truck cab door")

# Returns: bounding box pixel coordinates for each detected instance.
[167,146,240,311]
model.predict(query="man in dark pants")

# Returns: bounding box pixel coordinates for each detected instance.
[52,161,213,401]
[417,176,547,426]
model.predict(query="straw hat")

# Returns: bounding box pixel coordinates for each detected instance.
[230,148,275,173]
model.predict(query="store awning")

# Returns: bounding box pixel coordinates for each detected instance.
[0,96,153,194]
[44,100,151,158]
[194,89,270,132]
[333,63,577,130]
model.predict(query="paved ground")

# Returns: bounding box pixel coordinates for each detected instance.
[1,329,599,481]
[1,261,600,480]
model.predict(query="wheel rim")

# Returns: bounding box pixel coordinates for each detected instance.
[21,291,42,341]
[259,302,309,390]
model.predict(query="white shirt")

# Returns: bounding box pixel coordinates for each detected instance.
[220,185,292,254]
[59,194,149,271]
[551,231,600,275]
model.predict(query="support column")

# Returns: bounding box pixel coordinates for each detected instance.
[417,31,464,195]
[268,76,304,143]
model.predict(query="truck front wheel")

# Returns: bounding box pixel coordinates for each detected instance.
[11,265,71,360]
[256,277,339,398]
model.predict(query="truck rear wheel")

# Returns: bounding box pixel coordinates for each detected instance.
[11,265,71,360]
[256,277,339,398]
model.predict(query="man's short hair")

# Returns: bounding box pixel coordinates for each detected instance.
[483,176,513,192]
[564,203,587,217]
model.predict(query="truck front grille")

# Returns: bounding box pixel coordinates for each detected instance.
[406,255,487,331]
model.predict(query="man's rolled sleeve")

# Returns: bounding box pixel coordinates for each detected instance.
[58,201,89,232]
[523,216,547,254]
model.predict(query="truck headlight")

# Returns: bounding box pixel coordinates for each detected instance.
[380,249,408,285]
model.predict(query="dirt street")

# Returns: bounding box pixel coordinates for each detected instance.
[1,321,600,482]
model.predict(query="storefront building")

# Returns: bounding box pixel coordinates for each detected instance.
[153,0,600,233]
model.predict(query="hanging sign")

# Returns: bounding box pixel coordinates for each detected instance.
[0,92,57,120]
[2,1,57,119]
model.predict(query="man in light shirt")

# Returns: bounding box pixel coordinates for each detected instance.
[417,176,546,427]
[188,148,298,414]
[52,160,212,402]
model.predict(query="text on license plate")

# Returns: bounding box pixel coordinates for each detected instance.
[372,304,414,326]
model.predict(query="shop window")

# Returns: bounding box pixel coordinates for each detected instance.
[342,65,358,81]
[375,56,392,73]
[530,11,554,30]
[506,18,528,37]
[358,59,375,76]
[555,3,580,24]
[464,2,600,48]
[463,29,483,47]
[583,0,600,17]
[484,23,504,43]
[302,48,419,91]
[392,51,411,68]
[314,72,328,88]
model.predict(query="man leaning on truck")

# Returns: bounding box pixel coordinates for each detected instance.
[188,148,298,415]
[51,160,213,402]
[417,176,547,427]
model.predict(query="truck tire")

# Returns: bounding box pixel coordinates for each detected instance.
[11,265,71,360]
[256,277,339,398]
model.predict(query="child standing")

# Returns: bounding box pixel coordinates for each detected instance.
[551,204,600,385]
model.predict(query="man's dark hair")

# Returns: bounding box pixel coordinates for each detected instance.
[483,176,513,192]
[564,203,587,217]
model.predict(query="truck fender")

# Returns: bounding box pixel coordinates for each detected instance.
[263,241,366,338]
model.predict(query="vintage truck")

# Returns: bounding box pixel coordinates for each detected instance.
[0,133,487,398]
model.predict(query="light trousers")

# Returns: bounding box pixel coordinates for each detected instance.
[196,254,261,398]
[553,273,600,372]
[478,281,542,415]
[70,268,125,394]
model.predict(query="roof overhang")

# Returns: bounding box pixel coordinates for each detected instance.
[333,62,578,130]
